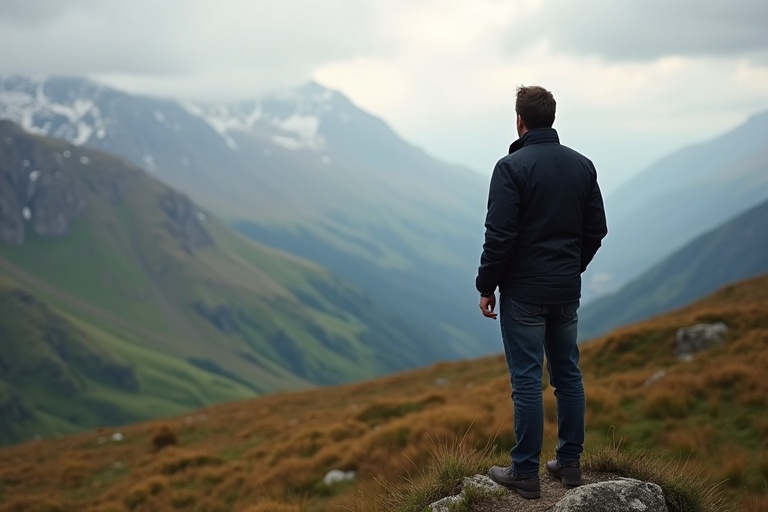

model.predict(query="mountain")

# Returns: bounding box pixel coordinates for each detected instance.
[584,110,768,299]
[0,75,497,361]
[0,274,765,511]
[579,197,768,340]
[0,120,432,445]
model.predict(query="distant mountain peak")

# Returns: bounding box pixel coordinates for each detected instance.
[183,81,347,152]
[0,74,111,146]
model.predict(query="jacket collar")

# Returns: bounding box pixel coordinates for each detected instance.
[508,127,560,154]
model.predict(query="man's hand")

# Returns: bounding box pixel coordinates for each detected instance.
[479,293,497,320]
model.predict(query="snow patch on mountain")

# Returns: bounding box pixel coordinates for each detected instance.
[182,102,264,150]
[1,76,346,161]
[143,154,157,172]
[0,76,108,146]
[270,113,323,150]
[183,84,334,152]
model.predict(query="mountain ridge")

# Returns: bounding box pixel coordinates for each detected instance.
[0,74,498,361]
[579,196,768,340]
[0,120,433,445]
[585,109,768,298]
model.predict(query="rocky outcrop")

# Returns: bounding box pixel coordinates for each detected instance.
[0,123,88,244]
[675,322,728,359]
[193,301,239,333]
[550,478,667,512]
[159,190,213,253]
[0,183,24,244]
[429,475,503,511]
[428,475,668,512]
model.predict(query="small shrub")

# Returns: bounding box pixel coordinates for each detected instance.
[152,425,179,452]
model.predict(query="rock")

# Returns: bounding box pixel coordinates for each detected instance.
[159,190,214,253]
[323,469,356,486]
[675,322,728,358]
[429,475,504,511]
[551,478,667,512]
[643,370,666,387]
[193,302,239,333]
[429,493,463,511]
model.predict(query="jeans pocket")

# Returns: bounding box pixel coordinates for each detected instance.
[510,300,546,326]
[561,301,580,320]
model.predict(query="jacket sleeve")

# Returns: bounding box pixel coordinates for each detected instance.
[476,161,520,293]
[580,168,608,272]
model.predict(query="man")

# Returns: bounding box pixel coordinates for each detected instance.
[476,85,607,499]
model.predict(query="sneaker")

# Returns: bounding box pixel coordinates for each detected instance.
[488,465,541,499]
[546,459,583,487]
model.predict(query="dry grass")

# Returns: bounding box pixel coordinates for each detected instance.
[0,275,766,511]
[377,430,497,512]
[584,444,731,512]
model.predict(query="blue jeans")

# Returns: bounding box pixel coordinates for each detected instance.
[499,295,585,476]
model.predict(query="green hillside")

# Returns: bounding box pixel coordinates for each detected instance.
[580,197,768,340]
[0,121,427,445]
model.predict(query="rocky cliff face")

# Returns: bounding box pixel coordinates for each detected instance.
[1,121,214,254]
[1,121,87,244]
[159,190,213,253]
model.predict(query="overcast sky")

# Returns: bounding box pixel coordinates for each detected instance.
[1,0,767,193]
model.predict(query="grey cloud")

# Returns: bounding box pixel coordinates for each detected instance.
[0,0,391,99]
[506,0,768,60]
[0,0,98,26]
[0,2,197,76]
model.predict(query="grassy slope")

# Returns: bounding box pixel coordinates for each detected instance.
[0,274,765,511]
[0,122,425,445]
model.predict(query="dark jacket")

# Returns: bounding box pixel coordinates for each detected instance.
[475,127,607,304]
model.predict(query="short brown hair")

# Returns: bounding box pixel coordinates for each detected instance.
[515,86,556,129]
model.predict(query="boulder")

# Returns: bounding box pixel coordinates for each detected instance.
[427,475,668,511]
[675,322,728,358]
[323,469,356,486]
[550,478,667,512]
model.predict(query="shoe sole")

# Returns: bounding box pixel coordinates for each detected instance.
[546,470,583,488]
[488,470,541,499]
[510,487,541,499]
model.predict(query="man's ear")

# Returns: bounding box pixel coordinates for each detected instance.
[516,114,526,136]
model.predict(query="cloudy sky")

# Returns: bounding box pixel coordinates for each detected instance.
[1,0,767,193]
